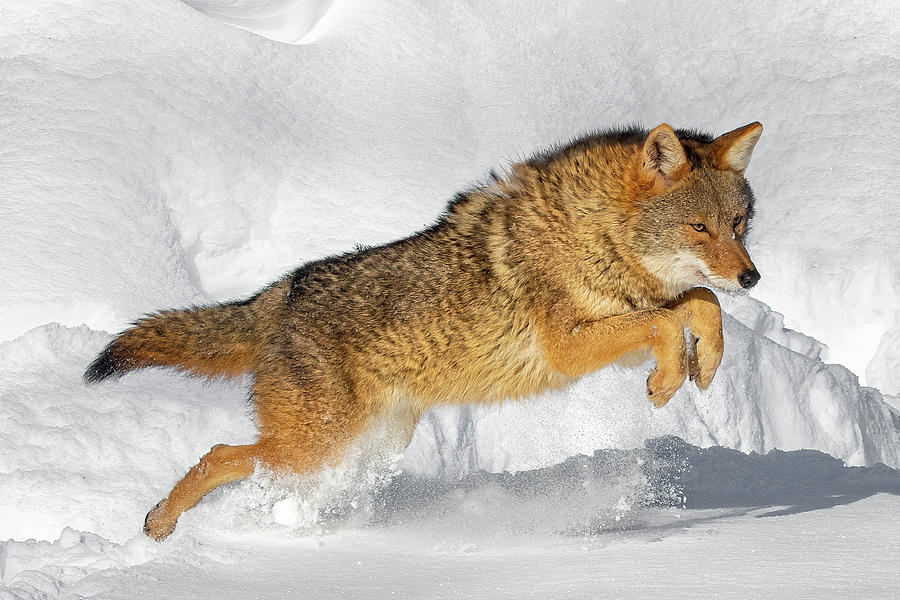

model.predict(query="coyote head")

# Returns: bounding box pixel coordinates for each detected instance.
[632,122,763,296]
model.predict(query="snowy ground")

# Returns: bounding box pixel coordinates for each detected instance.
[50,495,900,600]
[5,440,900,599]
[3,0,900,598]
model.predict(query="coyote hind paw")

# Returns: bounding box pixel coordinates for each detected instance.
[143,499,177,541]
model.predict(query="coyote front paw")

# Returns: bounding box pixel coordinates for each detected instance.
[144,499,177,541]
[646,363,686,408]
[688,332,723,390]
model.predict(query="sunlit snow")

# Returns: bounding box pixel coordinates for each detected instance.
[2,0,899,598]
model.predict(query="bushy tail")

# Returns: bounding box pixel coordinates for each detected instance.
[84,301,261,383]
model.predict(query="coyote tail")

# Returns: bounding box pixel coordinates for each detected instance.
[84,301,260,383]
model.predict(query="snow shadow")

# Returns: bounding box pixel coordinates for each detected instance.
[369,436,900,536]
[665,437,900,517]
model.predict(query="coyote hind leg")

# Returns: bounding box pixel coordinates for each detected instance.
[143,371,375,540]
[144,442,265,541]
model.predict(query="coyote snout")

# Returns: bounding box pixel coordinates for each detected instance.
[695,234,760,293]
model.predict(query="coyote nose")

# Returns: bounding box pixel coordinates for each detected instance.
[738,268,760,289]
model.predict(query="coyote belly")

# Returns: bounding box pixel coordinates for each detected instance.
[86,122,764,540]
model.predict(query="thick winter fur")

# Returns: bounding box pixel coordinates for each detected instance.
[86,122,763,540]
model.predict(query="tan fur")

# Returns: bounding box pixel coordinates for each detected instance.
[86,122,763,540]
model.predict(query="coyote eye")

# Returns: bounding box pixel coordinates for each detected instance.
[733,216,743,227]
[691,223,707,232]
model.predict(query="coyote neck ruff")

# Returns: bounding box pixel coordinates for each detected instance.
[85,122,763,540]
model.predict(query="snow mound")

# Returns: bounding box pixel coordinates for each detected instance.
[0,324,256,542]
[4,0,899,388]
[181,0,336,43]
[868,327,900,396]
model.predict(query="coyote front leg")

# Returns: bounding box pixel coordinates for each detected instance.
[665,287,723,390]
[539,307,687,407]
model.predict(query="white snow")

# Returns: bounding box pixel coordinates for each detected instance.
[0,324,256,543]
[3,442,899,599]
[180,0,335,43]
[2,0,900,597]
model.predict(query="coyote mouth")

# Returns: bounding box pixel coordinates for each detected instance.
[693,261,746,295]
[700,271,746,295]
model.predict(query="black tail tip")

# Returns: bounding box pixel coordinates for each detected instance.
[83,347,123,383]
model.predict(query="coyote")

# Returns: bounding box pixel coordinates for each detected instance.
[86,122,762,540]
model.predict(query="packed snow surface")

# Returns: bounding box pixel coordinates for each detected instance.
[2,0,900,597]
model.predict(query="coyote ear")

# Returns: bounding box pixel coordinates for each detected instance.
[641,124,689,188]
[711,122,763,174]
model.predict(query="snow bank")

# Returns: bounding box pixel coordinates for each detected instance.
[180,0,335,43]
[0,324,256,542]
[4,0,899,384]
[2,0,899,549]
